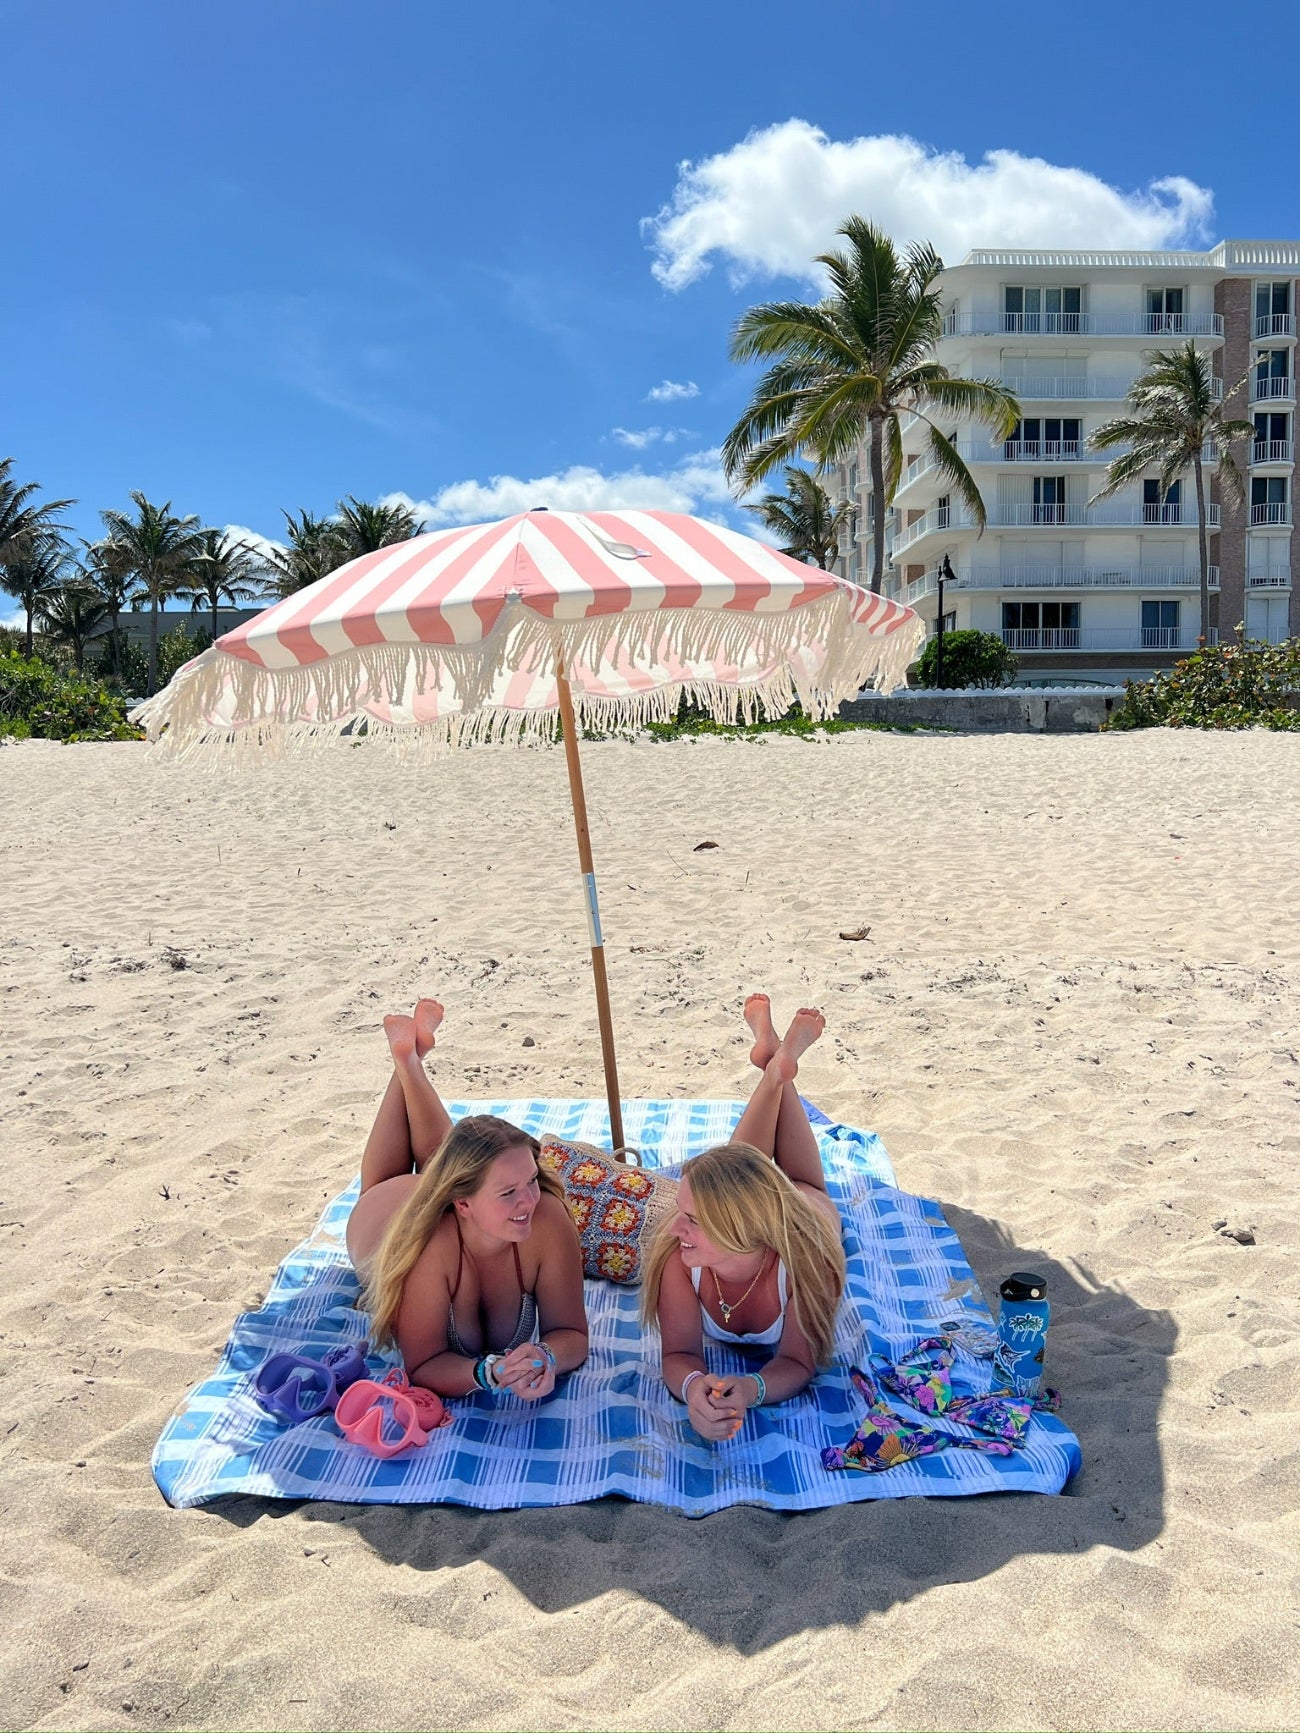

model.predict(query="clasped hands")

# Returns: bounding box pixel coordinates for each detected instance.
[492,1343,556,1400]
[685,1372,760,1441]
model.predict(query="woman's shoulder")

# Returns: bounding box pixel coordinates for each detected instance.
[530,1190,579,1243]
[410,1210,459,1276]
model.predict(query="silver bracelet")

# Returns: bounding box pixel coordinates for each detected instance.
[680,1369,705,1403]
[539,1342,557,1374]
[749,1371,767,1406]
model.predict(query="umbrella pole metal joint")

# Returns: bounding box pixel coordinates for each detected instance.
[553,645,625,1155]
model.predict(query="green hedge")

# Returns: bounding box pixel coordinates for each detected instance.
[0,648,142,741]
[914,629,1019,690]
[1104,637,1300,731]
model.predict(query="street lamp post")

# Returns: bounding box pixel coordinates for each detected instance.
[935,554,955,687]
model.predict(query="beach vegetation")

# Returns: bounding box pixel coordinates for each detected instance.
[1103,635,1300,731]
[0,646,140,741]
[914,629,1019,690]
[98,494,207,694]
[79,536,142,683]
[743,467,849,570]
[266,497,421,597]
[0,458,75,655]
[721,217,1020,594]
[0,527,74,658]
[1090,343,1254,647]
[176,528,270,639]
[35,580,110,671]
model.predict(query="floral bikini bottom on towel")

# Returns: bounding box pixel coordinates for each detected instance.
[822,1336,1061,1473]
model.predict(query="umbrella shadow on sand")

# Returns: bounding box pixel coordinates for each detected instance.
[213,1205,1173,1654]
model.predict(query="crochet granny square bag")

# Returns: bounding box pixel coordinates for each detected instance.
[537,1135,679,1285]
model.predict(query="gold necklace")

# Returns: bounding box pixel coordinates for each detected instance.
[711,1253,770,1326]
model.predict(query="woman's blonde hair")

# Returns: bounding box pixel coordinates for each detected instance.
[639,1142,846,1366]
[364,1115,560,1348]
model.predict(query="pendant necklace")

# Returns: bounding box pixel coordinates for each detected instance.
[711,1252,770,1326]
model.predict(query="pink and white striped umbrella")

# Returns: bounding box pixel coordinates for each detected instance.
[135,508,923,752]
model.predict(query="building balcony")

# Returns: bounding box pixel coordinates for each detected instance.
[892,502,1219,553]
[1247,570,1293,588]
[944,312,1223,339]
[1254,313,1296,340]
[1001,627,1209,653]
[1252,439,1294,465]
[1249,503,1292,526]
[999,375,1131,401]
[1251,375,1296,404]
[903,563,1218,604]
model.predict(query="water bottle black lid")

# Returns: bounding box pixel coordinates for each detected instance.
[1000,1271,1047,1301]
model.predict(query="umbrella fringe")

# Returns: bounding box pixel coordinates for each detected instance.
[132,593,923,761]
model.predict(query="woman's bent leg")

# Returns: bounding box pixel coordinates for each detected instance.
[359,1000,451,1194]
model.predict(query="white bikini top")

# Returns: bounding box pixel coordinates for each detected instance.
[690,1260,789,1346]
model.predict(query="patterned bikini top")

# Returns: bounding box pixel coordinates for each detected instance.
[690,1259,789,1346]
[445,1221,538,1357]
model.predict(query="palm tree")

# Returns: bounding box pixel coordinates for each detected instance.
[179,529,271,639]
[1089,341,1255,647]
[80,536,141,680]
[0,456,73,565]
[36,580,110,671]
[722,217,1021,593]
[98,493,207,693]
[1,528,72,656]
[333,495,421,560]
[744,466,849,570]
[264,509,349,597]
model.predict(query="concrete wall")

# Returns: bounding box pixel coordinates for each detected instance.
[839,687,1123,733]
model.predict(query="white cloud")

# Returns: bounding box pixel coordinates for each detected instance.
[382,451,733,528]
[610,425,694,449]
[645,379,700,402]
[644,120,1215,291]
[222,523,286,570]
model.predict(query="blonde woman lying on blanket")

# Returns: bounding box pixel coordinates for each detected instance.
[346,999,587,1400]
[641,997,847,1441]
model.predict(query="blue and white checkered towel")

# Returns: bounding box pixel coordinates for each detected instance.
[152,1099,1080,1514]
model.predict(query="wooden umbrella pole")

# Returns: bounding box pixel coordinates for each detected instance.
[554,654,625,1154]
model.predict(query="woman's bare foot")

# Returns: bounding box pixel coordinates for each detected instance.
[413,997,444,1059]
[767,1007,825,1085]
[384,1013,419,1071]
[743,993,779,1069]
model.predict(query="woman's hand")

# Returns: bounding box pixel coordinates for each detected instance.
[708,1374,761,1418]
[686,1378,745,1441]
[495,1342,556,1401]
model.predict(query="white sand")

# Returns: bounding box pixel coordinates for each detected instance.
[1,727,1298,1732]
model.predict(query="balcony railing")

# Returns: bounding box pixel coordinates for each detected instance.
[1254,313,1296,339]
[1252,440,1294,464]
[944,312,1224,338]
[897,437,1220,491]
[904,564,1218,603]
[999,375,1131,400]
[1247,570,1293,587]
[893,502,1220,549]
[1249,502,1292,525]
[1001,627,1210,652]
[1251,375,1296,403]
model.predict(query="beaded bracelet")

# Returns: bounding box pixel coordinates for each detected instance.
[680,1369,705,1403]
[473,1355,504,1391]
[749,1372,767,1406]
[538,1342,558,1375]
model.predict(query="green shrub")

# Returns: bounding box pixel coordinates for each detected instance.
[1104,636,1300,731]
[914,629,1019,690]
[0,648,141,741]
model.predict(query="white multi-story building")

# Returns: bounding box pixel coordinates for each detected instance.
[834,241,1299,682]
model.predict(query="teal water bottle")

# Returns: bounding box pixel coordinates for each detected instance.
[994,1272,1049,1398]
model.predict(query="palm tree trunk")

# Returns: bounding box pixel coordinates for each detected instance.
[108,605,120,677]
[1193,457,1209,648]
[24,603,33,659]
[869,414,886,595]
[211,595,219,640]
[148,587,160,694]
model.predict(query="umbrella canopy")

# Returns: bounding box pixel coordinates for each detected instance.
[133,508,924,1151]
[133,508,923,753]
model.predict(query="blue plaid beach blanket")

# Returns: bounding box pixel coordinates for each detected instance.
[153,1099,1080,1514]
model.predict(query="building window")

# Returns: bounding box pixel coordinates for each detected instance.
[1143,479,1183,522]
[1254,412,1291,460]
[1003,285,1082,333]
[1146,288,1185,333]
[935,494,950,529]
[1001,600,1081,648]
[1006,417,1081,460]
[938,610,956,633]
[1032,476,1068,523]
[1251,476,1290,524]
[1141,600,1180,648]
[1255,281,1293,338]
[1256,350,1291,397]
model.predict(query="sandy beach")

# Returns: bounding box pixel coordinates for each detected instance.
[2,725,1298,1733]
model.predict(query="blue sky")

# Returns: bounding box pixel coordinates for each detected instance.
[4,0,1295,592]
